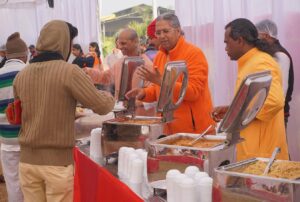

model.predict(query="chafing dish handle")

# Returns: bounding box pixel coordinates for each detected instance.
[172,69,188,109]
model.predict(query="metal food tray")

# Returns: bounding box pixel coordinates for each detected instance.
[150,133,229,151]
[101,116,165,159]
[147,133,236,178]
[214,158,300,201]
[104,115,164,126]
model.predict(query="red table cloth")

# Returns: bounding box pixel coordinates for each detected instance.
[73,147,143,202]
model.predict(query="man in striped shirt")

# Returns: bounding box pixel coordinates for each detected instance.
[0,32,28,202]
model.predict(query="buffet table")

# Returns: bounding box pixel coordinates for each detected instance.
[73,147,143,202]
[71,69,300,202]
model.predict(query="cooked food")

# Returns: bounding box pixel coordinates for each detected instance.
[161,137,224,148]
[123,119,161,124]
[76,107,84,113]
[109,117,161,124]
[233,160,300,179]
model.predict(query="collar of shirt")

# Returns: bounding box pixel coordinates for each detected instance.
[159,36,185,60]
[5,58,25,65]
[238,47,259,67]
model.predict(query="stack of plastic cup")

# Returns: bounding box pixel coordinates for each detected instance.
[135,149,152,198]
[128,158,144,195]
[165,166,212,202]
[166,169,181,202]
[121,147,135,184]
[173,173,187,202]
[90,128,103,164]
[197,176,213,202]
[178,178,197,202]
[184,166,200,178]
[118,147,128,179]
[194,172,210,201]
[117,147,149,198]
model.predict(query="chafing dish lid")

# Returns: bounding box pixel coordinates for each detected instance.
[157,61,188,112]
[118,56,145,101]
[217,71,272,134]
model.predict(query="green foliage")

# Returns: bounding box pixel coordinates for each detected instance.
[129,5,152,37]
[128,21,148,38]
[101,36,115,57]
[101,5,154,57]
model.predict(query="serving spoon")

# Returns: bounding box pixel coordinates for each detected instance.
[263,147,281,175]
[185,125,213,147]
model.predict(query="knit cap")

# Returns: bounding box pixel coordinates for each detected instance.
[0,44,6,51]
[6,32,28,59]
[147,19,157,39]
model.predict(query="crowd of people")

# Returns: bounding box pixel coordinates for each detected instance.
[0,12,294,202]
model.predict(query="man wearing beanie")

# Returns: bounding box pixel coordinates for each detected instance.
[145,18,160,61]
[0,44,7,68]
[13,20,114,201]
[0,32,28,202]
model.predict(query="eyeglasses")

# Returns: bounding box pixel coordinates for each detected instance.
[155,28,176,37]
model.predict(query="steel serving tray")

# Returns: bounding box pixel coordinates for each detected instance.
[214,158,300,202]
[147,133,236,179]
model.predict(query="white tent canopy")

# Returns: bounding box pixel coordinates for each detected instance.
[0,0,100,52]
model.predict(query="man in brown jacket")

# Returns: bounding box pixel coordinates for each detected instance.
[13,20,115,202]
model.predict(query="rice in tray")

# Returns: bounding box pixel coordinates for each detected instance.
[231,160,300,179]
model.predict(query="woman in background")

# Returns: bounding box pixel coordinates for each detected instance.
[86,42,102,69]
[72,44,93,68]
[84,42,105,86]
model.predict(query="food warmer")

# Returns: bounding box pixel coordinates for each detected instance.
[148,71,273,180]
[214,158,300,201]
[101,57,188,161]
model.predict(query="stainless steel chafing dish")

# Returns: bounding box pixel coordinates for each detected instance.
[214,158,300,201]
[101,58,188,160]
[147,71,273,180]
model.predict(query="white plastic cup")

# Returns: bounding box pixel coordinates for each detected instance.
[135,148,147,161]
[118,147,129,178]
[122,148,135,183]
[128,181,142,196]
[178,178,197,202]
[173,173,187,202]
[135,149,148,177]
[203,159,210,174]
[194,171,209,180]
[90,128,102,162]
[198,177,213,202]
[129,158,144,183]
[127,153,139,182]
[194,172,209,202]
[184,166,200,178]
[166,169,181,202]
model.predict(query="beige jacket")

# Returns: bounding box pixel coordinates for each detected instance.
[13,20,115,166]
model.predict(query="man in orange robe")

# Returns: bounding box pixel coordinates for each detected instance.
[126,13,215,134]
[212,18,289,161]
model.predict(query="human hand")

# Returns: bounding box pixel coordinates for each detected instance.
[75,107,86,119]
[137,65,162,86]
[211,106,229,122]
[125,88,145,100]
[84,53,92,58]
[82,67,89,74]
